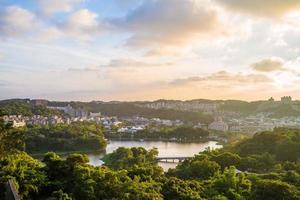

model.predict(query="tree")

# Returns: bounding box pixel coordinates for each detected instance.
[0,152,46,199]
[252,179,300,200]
[47,190,72,200]
[171,155,221,180]
[103,147,159,170]
[209,167,251,199]
[0,119,25,157]
[211,152,241,170]
[162,177,204,200]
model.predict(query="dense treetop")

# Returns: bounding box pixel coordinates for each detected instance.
[0,99,63,116]
[1,118,300,199]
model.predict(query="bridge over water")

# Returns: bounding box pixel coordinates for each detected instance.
[156,156,193,163]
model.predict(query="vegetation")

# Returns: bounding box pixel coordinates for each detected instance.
[270,104,300,118]
[24,122,107,154]
[78,102,214,124]
[232,127,300,162]
[0,119,25,156]
[0,99,63,116]
[1,120,300,199]
[106,126,210,141]
[219,100,262,115]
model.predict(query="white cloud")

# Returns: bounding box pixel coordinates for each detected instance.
[37,0,84,16]
[59,9,103,40]
[115,0,230,47]
[0,6,37,37]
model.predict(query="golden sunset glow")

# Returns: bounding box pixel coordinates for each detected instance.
[1,0,300,101]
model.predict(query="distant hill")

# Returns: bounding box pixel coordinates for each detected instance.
[0,99,213,124]
[74,102,214,124]
[1,98,300,119]
[0,99,63,116]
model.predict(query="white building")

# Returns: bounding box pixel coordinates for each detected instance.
[208,117,229,132]
[12,120,26,128]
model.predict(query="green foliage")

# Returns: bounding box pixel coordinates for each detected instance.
[24,122,107,154]
[208,167,251,200]
[233,128,300,162]
[108,126,210,141]
[162,177,204,200]
[0,99,63,117]
[85,102,213,124]
[219,100,300,117]
[0,119,25,156]
[0,152,46,199]
[169,154,221,180]
[103,147,159,170]
[270,104,300,118]
[1,126,300,199]
[211,152,241,170]
[219,100,261,114]
[47,190,72,200]
[252,179,300,200]
[238,153,277,172]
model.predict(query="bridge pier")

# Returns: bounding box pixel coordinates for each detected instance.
[156,156,192,163]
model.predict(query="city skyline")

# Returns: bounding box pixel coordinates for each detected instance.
[1,0,300,101]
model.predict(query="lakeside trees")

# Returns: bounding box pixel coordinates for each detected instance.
[106,126,210,141]
[1,120,107,155]
[1,122,300,199]
[25,122,107,154]
[232,127,300,162]
[1,147,299,199]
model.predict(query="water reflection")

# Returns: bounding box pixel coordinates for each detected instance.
[87,140,222,171]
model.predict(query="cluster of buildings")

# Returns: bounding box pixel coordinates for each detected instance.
[4,97,300,134]
[2,115,66,127]
[140,100,220,113]
[1,111,185,135]
[6,110,299,135]
[226,114,300,134]
[116,117,185,134]
[197,113,300,134]
[208,117,229,132]
[47,104,91,118]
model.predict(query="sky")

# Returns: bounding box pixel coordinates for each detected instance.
[0,0,300,101]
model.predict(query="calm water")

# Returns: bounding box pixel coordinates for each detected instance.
[87,140,222,170]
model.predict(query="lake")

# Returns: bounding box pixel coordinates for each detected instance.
[87,140,223,170]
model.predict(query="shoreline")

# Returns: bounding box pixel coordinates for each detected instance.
[30,149,106,158]
[105,137,222,143]
[29,139,224,158]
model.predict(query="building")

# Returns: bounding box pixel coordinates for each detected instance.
[90,112,101,118]
[12,120,26,128]
[281,96,292,104]
[208,117,228,132]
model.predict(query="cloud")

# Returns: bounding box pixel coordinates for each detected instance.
[59,9,101,40]
[115,0,229,47]
[251,57,286,72]
[36,0,84,16]
[215,0,300,17]
[103,59,173,68]
[67,67,100,72]
[171,71,273,86]
[0,6,37,37]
